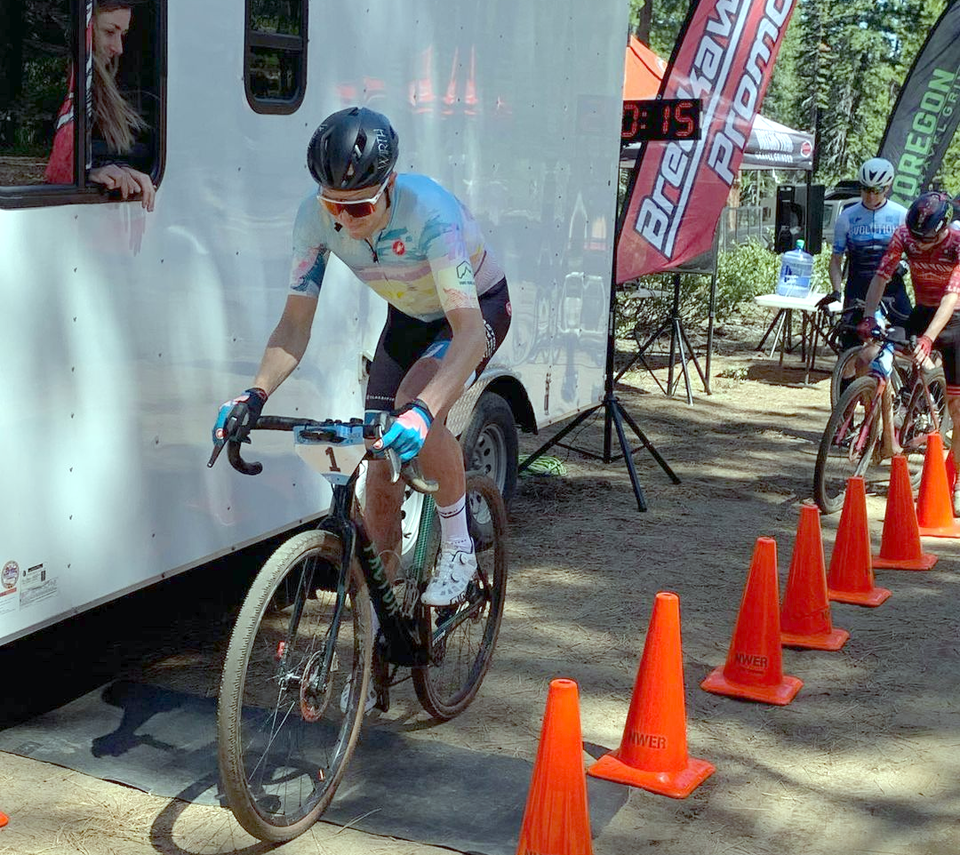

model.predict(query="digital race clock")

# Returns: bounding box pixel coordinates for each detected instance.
[621,99,702,144]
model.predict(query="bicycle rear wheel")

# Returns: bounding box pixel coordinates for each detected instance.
[218,530,372,842]
[413,473,507,721]
[814,375,882,514]
[899,366,949,486]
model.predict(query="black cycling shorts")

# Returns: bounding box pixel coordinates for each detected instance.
[906,305,960,387]
[365,277,511,413]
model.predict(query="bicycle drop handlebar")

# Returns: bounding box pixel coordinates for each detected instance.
[207,414,438,493]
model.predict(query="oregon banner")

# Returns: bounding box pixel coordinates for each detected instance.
[878,1,960,206]
[616,0,797,283]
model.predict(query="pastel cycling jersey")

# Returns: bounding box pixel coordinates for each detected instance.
[876,226,960,307]
[832,199,907,301]
[288,173,504,322]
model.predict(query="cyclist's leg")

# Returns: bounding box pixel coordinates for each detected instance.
[837,302,866,396]
[363,279,511,583]
[413,281,511,606]
[363,308,446,581]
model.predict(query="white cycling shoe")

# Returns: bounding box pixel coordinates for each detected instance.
[422,546,477,607]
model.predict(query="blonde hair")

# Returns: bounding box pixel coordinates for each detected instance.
[93,3,146,153]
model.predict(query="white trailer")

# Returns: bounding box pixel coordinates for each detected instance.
[0,0,628,645]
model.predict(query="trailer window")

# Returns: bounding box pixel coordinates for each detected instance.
[245,0,308,114]
[0,0,165,209]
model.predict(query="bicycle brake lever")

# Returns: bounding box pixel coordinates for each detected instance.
[207,442,225,468]
[385,447,402,484]
[401,459,439,494]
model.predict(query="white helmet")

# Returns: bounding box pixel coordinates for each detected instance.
[858,157,895,191]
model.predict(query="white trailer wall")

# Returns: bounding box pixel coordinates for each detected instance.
[0,0,627,643]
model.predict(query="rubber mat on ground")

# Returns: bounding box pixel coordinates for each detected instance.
[0,680,628,854]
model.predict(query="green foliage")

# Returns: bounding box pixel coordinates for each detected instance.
[627,0,960,192]
[618,240,834,339]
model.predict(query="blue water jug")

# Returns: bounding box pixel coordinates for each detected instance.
[776,240,814,297]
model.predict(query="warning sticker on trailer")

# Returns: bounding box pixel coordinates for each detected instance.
[21,563,57,609]
[0,561,19,615]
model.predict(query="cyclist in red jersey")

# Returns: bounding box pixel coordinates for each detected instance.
[861,191,960,511]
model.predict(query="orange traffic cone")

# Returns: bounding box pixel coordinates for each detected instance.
[701,538,802,705]
[781,503,850,650]
[873,455,938,570]
[516,679,593,855]
[916,432,960,537]
[826,476,891,606]
[588,592,715,798]
[0,811,7,827]
[946,450,956,493]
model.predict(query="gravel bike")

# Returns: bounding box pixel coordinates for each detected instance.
[208,415,507,842]
[813,328,949,514]
[827,301,917,409]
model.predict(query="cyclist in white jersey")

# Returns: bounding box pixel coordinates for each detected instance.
[213,107,511,608]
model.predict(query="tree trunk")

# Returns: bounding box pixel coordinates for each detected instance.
[0,0,26,149]
[634,1,653,45]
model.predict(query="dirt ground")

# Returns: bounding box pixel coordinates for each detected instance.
[3,312,960,855]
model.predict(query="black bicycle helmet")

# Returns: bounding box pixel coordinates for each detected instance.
[906,191,953,240]
[306,107,399,190]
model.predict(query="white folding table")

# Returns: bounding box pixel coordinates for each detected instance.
[754,291,842,383]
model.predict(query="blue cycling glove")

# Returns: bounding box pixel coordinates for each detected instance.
[375,399,434,462]
[212,387,268,446]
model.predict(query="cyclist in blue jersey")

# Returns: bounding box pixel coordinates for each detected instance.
[824,158,910,353]
[213,107,511,610]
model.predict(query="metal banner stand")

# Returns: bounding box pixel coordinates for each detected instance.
[615,270,709,404]
[517,220,680,514]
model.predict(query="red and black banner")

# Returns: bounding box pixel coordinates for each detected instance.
[878,1,960,206]
[616,0,797,283]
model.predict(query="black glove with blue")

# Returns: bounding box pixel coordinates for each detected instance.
[212,387,268,447]
[375,399,434,463]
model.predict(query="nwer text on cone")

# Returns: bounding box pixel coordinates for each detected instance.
[588,592,715,798]
[701,537,802,705]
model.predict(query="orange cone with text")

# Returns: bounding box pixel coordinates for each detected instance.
[588,592,715,797]
[873,455,938,570]
[781,503,850,650]
[916,432,960,537]
[826,476,891,606]
[516,679,593,855]
[701,537,802,705]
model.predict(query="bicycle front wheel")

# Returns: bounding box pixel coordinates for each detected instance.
[814,375,882,514]
[413,473,507,721]
[829,346,865,409]
[218,530,372,842]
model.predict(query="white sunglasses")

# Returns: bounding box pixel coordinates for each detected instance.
[317,179,389,217]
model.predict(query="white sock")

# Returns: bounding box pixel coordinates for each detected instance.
[437,494,473,553]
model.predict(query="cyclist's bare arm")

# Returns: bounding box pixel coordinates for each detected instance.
[828,252,845,293]
[413,306,486,418]
[252,295,318,395]
[916,292,960,360]
[862,272,891,319]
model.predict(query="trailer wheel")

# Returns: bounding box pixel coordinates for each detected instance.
[460,392,518,505]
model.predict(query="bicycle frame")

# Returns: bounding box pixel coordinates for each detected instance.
[835,349,942,464]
